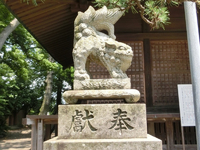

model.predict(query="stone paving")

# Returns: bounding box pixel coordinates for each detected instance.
[0,127,31,150]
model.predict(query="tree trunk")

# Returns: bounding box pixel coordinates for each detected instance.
[0,18,20,51]
[39,57,54,115]
[39,70,53,115]
[55,78,62,114]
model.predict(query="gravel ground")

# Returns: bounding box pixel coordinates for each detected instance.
[0,127,31,150]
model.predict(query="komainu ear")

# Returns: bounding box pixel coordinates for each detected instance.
[105,41,117,49]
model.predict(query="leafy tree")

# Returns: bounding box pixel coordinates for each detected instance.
[0,2,74,137]
[0,96,10,137]
[50,65,74,114]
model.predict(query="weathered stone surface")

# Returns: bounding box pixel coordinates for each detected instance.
[73,6,133,80]
[44,134,162,150]
[58,104,146,139]
[73,78,131,90]
[63,89,140,104]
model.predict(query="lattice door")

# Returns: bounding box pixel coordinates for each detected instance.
[150,40,191,106]
[173,121,196,144]
[153,121,196,145]
[154,122,167,144]
[88,41,145,103]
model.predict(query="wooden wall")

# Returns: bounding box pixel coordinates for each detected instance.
[87,5,198,149]
[88,39,196,150]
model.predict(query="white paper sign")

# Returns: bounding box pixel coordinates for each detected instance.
[177,84,195,126]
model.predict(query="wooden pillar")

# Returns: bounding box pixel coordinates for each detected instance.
[37,119,44,150]
[55,124,58,136]
[184,2,200,149]
[166,119,174,150]
[147,122,155,136]
[31,119,37,150]
[143,39,153,106]
[44,124,51,141]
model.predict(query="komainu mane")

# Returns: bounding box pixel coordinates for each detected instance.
[73,6,133,80]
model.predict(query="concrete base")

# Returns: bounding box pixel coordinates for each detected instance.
[44,134,162,150]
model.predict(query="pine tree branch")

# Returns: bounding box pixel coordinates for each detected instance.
[136,0,154,27]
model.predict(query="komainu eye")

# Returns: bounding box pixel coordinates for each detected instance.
[119,46,125,50]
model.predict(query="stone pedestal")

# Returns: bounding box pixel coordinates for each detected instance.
[58,104,147,139]
[63,89,140,104]
[44,80,162,150]
[44,102,162,150]
[44,135,161,150]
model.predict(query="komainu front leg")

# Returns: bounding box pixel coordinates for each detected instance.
[74,69,90,80]
[110,68,128,79]
[73,48,90,80]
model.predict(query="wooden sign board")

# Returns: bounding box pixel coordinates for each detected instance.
[177,84,195,126]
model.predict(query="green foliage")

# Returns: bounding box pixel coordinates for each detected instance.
[144,1,170,29]
[2,48,29,80]
[49,65,74,115]
[0,97,10,137]
[0,3,13,28]
[94,0,200,29]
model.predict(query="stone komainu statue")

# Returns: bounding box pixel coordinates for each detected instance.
[73,6,133,80]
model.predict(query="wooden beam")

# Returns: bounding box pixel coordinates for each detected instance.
[36,30,73,40]
[5,0,76,5]
[37,31,73,43]
[174,144,197,149]
[26,115,58,119]
[16,4,65,18]
[116,32,187,41]
[147,113,180,119]
[21,8,72,25]
[147,122,155,136]
[29,20,74,34]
